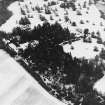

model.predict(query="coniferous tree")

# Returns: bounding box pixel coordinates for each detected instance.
[19,17,30,25]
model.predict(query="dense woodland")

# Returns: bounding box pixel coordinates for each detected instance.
[1,22,105,105]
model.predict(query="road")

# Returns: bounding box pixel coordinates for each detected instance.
[0,50,66,105]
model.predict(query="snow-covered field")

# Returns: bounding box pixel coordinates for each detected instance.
[0,1,21,32]
[0,50,66,105]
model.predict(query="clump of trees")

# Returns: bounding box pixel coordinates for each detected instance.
[48,1,57,6]
[45,7,51,14]
[35,6,42,13]
[19,16,30,25]
[60,1,76,10]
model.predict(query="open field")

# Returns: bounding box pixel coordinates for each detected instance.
[0,0,18,26]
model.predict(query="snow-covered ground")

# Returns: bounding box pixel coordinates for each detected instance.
[1,0,105,100]
[63,38,105,59]
[0,50,66,105]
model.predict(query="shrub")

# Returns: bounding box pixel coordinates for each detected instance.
[60,2,76,9]
[97,37,103,44]
[60,3,67,8]
[45,8,51,14]
[86,20,89,23]
[71,22,76,26]
[94,46,99,52]
[71,45,74,50]
[64,16,69,22]
[100,48,105,59]
[84,28,89,35]
[50,15,53,20]
[39,15,47,21]
[96,31,100,36]
[51,1,57,5]
[100,10,105,20]
[91,31,96,38]
[76,10,82,15]
[80,20,84,24]
[64,10,68,15]
[35,6,42,13]
[20,8,26,15]
[100,22,103,26]
[32,7,35,11]
[19,17,30,25]
[83,37,92,43]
